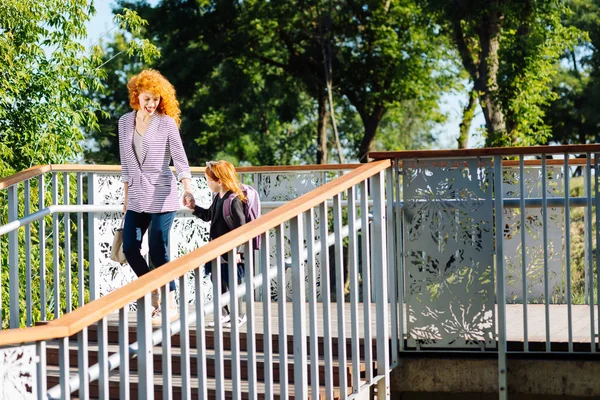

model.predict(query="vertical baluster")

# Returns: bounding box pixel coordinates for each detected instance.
[360,180,373,383]
[8,184,19,328]
[348,186,361,393]
[542,156,551,350]
[98,317,109,399]
[385,167,398,368]
[180,276,191,400]
[519,156,529,351]
[64,173,71,313]
[261,231,274,400]
[87,173,98,301]
[494,155,508,398]
[305,210,320,398]
[78,327,89,400]
[119,307,129,400]
[276,224,289,400]
[245,243,258,400]
[290,214,307,399]
[319,201,333,399]
[213,257,225,400]
[161,284,173,400]
[564,155,574,352]
[137,294,154,400]
[52,172,60,319]
[595,154,600,351]
[333,194,348,397]
[194,267,208,400]
[37,341,47,400]
[229,248,241,399]
[371,171,390,398]
[58,337,70,400]
[586,154,595,352]
[394,158,404,355]
[24,179,32,326]
[39,174,47,320]
[76,173,84,309]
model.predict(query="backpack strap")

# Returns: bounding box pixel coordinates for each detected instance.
[222,192,238,231]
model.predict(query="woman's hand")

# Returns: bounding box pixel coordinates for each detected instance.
[183,191,195,210]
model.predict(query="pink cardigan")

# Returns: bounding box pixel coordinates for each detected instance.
[118,111,191,213]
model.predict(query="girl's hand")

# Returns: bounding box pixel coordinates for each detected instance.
[183,192,195,209]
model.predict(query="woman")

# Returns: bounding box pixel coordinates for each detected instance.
[118,69,194,324]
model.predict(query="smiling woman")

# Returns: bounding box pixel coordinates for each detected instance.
[117,68,193,325]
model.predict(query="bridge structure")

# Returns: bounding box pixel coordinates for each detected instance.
[1,144,600,399]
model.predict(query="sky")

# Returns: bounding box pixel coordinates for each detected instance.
[86,0,486,150]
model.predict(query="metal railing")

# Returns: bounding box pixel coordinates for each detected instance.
[371,143,600,400]
[0,161,393,399]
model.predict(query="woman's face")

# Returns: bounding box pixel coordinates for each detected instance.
[205,173,220,193]
[137,91,160,116]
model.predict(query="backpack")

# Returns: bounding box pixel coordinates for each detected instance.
[222,183,261,250]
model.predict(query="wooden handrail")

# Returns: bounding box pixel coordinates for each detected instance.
[369,143,600,160]
[0,163,362,190]
[0,159,391,346]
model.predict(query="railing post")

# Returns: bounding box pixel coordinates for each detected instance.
[87,173,98,301]
[24,179,32,326]
[371,171,390,399]
[386,166,398,366]
[39,174,47,321]
[137,294,154,400]
[8,184,19,328]
[290,214,308,399]
[494,155,508,399]
[52,172,60,318]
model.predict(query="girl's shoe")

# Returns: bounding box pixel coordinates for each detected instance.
[224,314,247,329]
[207,314,231,328]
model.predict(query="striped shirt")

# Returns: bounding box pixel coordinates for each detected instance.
[118,111,192,213]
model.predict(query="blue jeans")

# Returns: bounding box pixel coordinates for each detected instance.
[122,210,176,291]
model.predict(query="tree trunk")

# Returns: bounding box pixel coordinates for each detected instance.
[316,88,328,164]
[477,7,506,147]
[358,106,385,163]
[457,87,477,149]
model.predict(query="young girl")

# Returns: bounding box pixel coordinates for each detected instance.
[185,160,247,327]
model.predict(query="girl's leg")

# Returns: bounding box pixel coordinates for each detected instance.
[148,211,177,292]
[122,210,151,277]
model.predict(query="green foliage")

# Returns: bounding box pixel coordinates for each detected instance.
[0,0,157,327]
[497,1,583,146]
[426,0,583,147]
[0,0,159,177]
[97,0,456,165]
[545,0,600,144]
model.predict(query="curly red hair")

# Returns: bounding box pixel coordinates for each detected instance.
[127,69,181,127]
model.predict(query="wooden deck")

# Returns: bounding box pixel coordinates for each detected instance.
[107,302,599,345]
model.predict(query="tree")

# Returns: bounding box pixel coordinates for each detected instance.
[426,0,582,147]
[108,0,455,165]
[0,0,159,177]
[544,0,598,145]
[238,0,457,161]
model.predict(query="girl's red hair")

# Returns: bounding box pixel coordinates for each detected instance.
[127,69,181,127]
[205,161,247,203]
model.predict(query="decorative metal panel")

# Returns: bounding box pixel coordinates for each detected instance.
[502,166,564,303]
[257,172,325,301]
[403,158,495,349]
[93,170,333,302]
[0,345,36,399]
